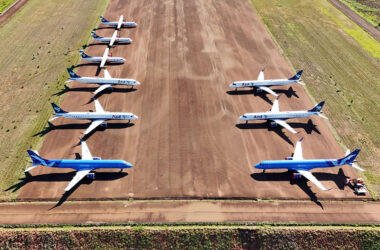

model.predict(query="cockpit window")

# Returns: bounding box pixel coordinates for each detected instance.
[243,115,247,118]
[232,83,236,85]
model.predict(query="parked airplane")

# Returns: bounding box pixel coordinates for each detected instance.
[229,69,304,96]
[80,48,125,68]
[100,15,137,29]
[49,100,138,135]
[25,141,133,192]
[67,68,140,95]
[254,138,363,191]
[239,96,327,134]
[91,30,132,47]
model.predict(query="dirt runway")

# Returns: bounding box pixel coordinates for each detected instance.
[18,0,369,201]
[1,200,379,224]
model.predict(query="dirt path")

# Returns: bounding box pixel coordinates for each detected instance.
[0,0,28,26]
[0,200,379,224]
[329,0,380,42]
[17,0,368,202]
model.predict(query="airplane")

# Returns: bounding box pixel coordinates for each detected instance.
[254,138,364,191]
[25,140,133,192]
[91,29,132,47]
[229,69,304,96]
[239,96,327,134]
[67,68,140,96]
[80,48,125,68]
[100,15,137,29]
[49,99,138,136]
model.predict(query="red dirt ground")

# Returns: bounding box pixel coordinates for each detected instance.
[17,0,369,202]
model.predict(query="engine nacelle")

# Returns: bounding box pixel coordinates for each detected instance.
[93,157,101,160]
[285,157,293,160]
[256,88,263,93]
[270,122,278,127]
[87,173,95,180]
[101,122,108,128]
[292,173,302,180]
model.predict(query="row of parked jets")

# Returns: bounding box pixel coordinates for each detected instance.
[229,69,363,191]
[25,16,139,192]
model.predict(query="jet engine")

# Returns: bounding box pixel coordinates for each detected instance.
[87,173,95,180]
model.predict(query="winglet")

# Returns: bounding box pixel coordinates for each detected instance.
[299,137,304,142]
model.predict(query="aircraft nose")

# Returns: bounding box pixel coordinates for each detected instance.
[135,81,141,86]
[125,161,133,168]
[254,163,260,169]
[133,115,139,120]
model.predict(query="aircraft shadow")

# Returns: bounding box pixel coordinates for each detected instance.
[226,87,299,105]
[83,42,132,49]
[250,168,349,209]
[94,26,136,30]
[53,85,137,97]
[33,122,135,137]
[236,119,320,145]
[5,171,127,194]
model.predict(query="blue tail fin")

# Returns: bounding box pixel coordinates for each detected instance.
[91,30,100,39]
[27,150,48,167]
[309,101,325,112]
[67,68,79,78]
[288,70,303,81]
[79,49,89,58]
[338,149,360,165]
[51,103,67,114]
[100,16,108,22]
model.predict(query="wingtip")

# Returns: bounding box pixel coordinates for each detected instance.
[299,137,304,142]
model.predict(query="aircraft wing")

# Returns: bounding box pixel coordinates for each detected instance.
[117,15,123,30]
[94,84,112,96]
[293,138,304,160]
[257,70,264,81]
[81,140,93,160]
[94,99,105,113]
[270,97,280,113]
[271,119,297,134]
[297,170,329,191]
[64,169,91,192]
[258,86,278,97]
[84,119,106,135]
[100,47,110,68]
[110,30,118,46]
[103,68,112,79]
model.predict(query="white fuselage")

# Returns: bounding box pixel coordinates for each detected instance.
[103,21,137,28]
[70,76,140,87]
[82,56,125,64]
[56,112,138,121]
[229,79,299,89]
[239,111,318,121]
[93,36,132,44]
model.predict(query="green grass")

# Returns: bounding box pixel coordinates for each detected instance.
[340,0,380,29]
[0,225,379,249]
[0,0,16,13]
[250,0,380,199]
[319,6,380,58]
[0,0,109,200]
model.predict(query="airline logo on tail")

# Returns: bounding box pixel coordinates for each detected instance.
[337,149,360,166]
[309,101,325,112]
[288,70,303,81]
[27,150,54,167]
[67,68,79,78]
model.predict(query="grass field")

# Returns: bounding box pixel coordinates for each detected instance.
[0,0,109,200]
[340,0,380,29]
[0,225,379,249]
[0,0,16,13]
[250,0,380,198]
